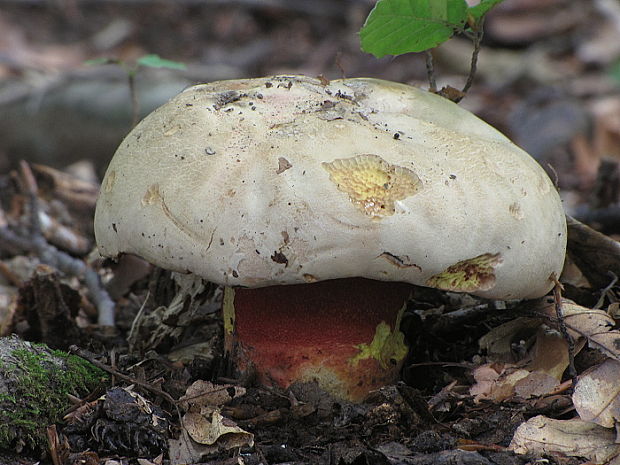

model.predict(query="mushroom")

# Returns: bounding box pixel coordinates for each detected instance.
[94,75,567,402]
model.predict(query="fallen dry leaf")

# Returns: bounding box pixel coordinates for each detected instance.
[471,328,567,401]
[183,409,253,448]
[478,317,543,362]
[469,364,507,400]
[470,364,561,402]
[136,456,162,465]
[179,380,245,412]
[470,364,529,402]
[513,370,560,399]
[536,298,620,362]
[527,328,569,380]
[169,410,254,465]
[478,297,620,405]
[573,358,620,429]
[510,415,620,464]
[128,273,208,353]
[168,430,206,465]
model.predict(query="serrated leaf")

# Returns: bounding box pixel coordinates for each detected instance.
[468,0,504,21]
[360,0,469,58]
[136,54,187,70]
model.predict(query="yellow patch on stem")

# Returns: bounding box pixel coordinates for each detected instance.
[349,303,408,369]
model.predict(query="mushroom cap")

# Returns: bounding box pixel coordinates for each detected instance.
[94,75,566,300]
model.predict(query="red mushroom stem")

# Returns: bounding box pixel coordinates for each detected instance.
[224,277,413,402]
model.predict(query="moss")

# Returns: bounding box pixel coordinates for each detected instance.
[0,341,107,451]
[50,349,107,392]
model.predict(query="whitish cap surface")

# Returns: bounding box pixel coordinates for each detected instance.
[94,75,567,299]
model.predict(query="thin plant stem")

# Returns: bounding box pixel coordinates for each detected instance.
[425,50,437,93]
[456,21,485,102]
[129,71,140,128]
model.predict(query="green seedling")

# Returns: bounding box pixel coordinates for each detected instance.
[360,0,504,101]
[85,54,187,127]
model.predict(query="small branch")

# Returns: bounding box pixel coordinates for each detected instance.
[425,50,437,93]
[46,425,62,465]
[428,303,495,334]
[455,24,484,103]
[84,268,117,327]
[69,345,179,409]
[19,160,43,237]
[335,51,346,80]
[1,162,116,327]
[594,271,618,309]
[0,221,117,327]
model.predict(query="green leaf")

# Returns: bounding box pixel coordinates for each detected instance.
[360,0,469,58]
[84,57,119,66]
[468,0,504,21]
[136,54,187,70]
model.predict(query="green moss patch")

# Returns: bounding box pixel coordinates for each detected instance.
[0,336,107,451]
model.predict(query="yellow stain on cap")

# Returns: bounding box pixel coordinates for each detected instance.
[426,253,503,293]
[142,184,161,206]
[103,170,116,193]
[322,154,421,218]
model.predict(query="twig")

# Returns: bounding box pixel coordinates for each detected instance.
[19,160,43,237]
[0,260,23,287]
[128,291,150,352]
[428,303,495,333]
[335,51,346,80]
[0,220,116,327]
[84,268,116,326]
[548,379,574,396]
[69,345,184,427]
[69,345,178,406]
[594,271,618,309]
[405,361,473,369]
[425,50,437,93]
[546,163,560,190]
[0,162,116,327]
[550,273,577,382]
[23,161,115,327]
[46,425,62,465]
[455,22,484,103]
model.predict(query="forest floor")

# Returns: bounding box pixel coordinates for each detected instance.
[1,1,620,464]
